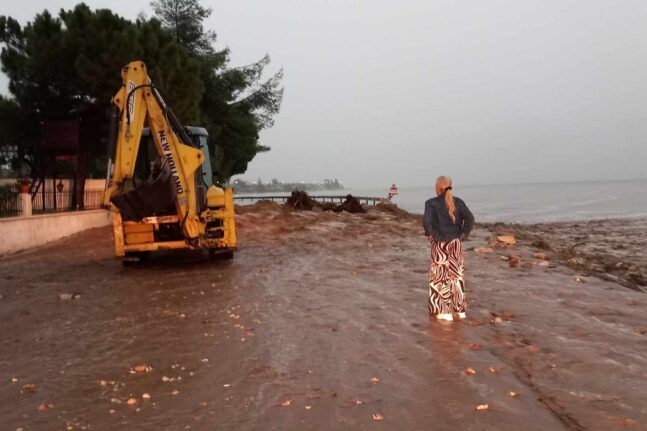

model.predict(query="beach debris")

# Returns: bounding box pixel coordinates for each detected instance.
[508,255,521,268]
[38,403,54,412]
[476,404,489,411]
[474,247,494,254]
[337,195,367,214]
[465,368,476,375]
[280,400,292,407]
[21,383,36,393]
[286,191,318,210]
[223,384,231,388]
[372,412,384,421]
[371,376,380,383]
[131,364,152,373]
[496,235,516,247]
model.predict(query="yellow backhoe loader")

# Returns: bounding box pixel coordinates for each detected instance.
[103,61,236,262]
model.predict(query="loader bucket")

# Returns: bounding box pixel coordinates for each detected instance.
[111,160,177,221]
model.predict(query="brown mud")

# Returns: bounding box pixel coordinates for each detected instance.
[1,204,646,430]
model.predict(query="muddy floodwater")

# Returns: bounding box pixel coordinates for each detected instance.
[1,203,646,430]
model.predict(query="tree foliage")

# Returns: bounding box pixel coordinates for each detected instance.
[149,0,283,181]
[0,0,283,184]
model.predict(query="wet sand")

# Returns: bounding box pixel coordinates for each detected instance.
[1,203,646,430]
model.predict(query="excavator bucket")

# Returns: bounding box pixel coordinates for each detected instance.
[110,160,177,221]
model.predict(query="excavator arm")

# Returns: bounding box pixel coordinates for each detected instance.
[103,61,204,240]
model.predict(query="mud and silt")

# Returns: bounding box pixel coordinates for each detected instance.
[1,203,646,430]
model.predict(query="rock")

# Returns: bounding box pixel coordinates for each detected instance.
[496,235,516,246]
[21,383,36,393]
[532,252,546,260]
[474,247,494,254]
[127,398,137,405]
[537,260,550,267]
[521,262,533,269]
[508,255,521,268]
[142,393,151,400]
[59,293,74,300]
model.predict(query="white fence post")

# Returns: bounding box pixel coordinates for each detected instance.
[20,193,32,217]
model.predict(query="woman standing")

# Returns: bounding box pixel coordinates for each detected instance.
[422,176,474,321]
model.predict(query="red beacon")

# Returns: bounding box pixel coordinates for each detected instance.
[388,184,398,201]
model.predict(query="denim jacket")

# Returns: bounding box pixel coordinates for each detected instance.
[422,193,474,242]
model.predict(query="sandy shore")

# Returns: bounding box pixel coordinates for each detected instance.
[0,203,645,430]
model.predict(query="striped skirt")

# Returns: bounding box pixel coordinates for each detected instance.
[428,239,466,315]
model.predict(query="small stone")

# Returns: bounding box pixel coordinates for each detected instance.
[474,247,494,254]
[465,368,476,375]
[100,380,108,386]
[142,393,151,400]
[110,398,122,404]
[305,405,312,410]
[509,391,520,398]
[172,390,179,395]
[280,400,292,407]
[532,252,546,260]
[201,358,208,363]
[538,260,550,267]
[11,377,18,383]
[476,404,489,411]
[127,398,137,406]
[371,376,380,383]
[488,367,498,373]
[223,383,231,388]
[59,293,74,300]
[372,412,384,421]
[21,383,36,393]
[492,317,503,324]
[496,235,516,246]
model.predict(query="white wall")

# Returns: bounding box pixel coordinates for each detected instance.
[0,210,111,256]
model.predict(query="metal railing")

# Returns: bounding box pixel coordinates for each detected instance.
[0,191,21,218]
[0,190,105,218]
[234,195,383,206]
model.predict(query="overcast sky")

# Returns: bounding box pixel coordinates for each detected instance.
[2,0,646,187]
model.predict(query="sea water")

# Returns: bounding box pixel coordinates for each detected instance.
[348,179,647,223]
[236,179,647,224]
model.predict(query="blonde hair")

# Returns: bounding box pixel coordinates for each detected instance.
[436,176,456,223]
